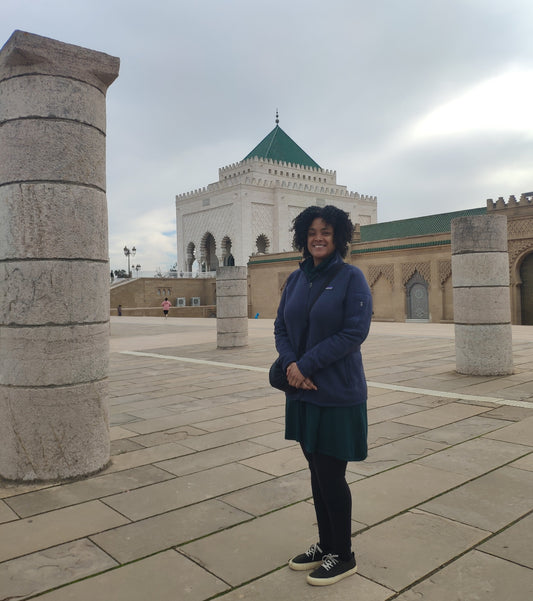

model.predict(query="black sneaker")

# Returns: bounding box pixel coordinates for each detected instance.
[307,552,357,586]
[288,543,325,571]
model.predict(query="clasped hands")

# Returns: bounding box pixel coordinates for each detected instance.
[286,362,317,390]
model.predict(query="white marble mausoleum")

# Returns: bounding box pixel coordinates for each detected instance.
[175,118,377,272]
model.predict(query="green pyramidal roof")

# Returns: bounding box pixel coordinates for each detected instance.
[243,125,321,169]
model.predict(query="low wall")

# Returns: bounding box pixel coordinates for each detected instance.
[110,277,216,311]
[111,305,216,318]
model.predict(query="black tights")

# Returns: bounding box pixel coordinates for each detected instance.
[301,445,352,560]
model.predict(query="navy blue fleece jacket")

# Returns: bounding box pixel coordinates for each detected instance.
[274,253,372,407]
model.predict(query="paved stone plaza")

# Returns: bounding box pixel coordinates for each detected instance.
[1,317,532,600]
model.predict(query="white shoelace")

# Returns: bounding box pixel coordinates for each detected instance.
[306,543,322,559]
[321,554,340,571]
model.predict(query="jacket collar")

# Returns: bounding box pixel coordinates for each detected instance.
[300,251,342,282]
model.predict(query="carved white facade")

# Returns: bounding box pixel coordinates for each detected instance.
[175,144,377,271]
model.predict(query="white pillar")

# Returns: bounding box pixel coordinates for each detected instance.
[452,214,513,376]
[216,266,248,348]
[0,31,119,480]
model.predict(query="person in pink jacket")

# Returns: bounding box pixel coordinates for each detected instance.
[161,297,171,318]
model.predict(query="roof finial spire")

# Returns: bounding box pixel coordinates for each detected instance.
[275,109,279,125]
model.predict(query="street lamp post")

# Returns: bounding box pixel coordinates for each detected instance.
[134,264,141,278]
[123,245,136,278]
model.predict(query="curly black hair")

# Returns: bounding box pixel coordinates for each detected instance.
[292,205,354,259]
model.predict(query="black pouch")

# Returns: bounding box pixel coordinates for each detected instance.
[269,357,296,392]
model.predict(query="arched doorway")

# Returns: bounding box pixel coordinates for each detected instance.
[520,253,533,325]
[222,236,235,266]
[201,232,218,271]
[406,271,429,320]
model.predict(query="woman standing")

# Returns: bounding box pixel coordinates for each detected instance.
[274,205,372,586]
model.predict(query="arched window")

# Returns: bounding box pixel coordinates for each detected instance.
[256,234,270,254]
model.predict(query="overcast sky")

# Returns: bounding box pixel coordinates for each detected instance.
[3,0,533,272]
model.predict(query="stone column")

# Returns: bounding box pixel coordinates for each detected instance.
[0,31,120,480]
[452,214,513,375]
[216,266,248,348]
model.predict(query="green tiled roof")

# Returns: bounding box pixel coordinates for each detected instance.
[243,125,321,169]
[360,207,487,242]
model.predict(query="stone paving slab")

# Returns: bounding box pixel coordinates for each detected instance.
[177,420,284,451]
[35,549,229,601]
[416,437,531,477]
[120,402,260,435]
[239,445,308,476]
[367,401,427,423]
[192,405,283,432]
[349,463,467,526]
[368,421,427,448]
[155,440,272,477]
[0,500,129,563]
[419,465,533,532]
[5,464,175,517]
[214,564,393,601]
[180,502,318,586]
[103,462,273,520]
[392,401,492,428]
[130,424,207,447]
[510,453,533,471]
[220,469,311,516]
[101,440,194,473]
[395,550,533,601]
[90,499,252,563]
[349,436,448,476]
[416,414,515,445]
[0,539,117,600]
[249,430,296,450]
[0,499,17,523]
[355,508,490,591]
[484,414,533,445]
[478,512,533,569]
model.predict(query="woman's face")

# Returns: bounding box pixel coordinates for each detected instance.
[307,217,336,265]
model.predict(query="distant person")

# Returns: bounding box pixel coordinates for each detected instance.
[117,304,122,316]
[161,297,171,319]
[274,205,372,586]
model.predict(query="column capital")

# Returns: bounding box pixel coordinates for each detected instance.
[0,30,119,93]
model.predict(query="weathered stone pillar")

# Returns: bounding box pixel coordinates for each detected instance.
[0,31,119,480]
[216,266,248,348]
[452,214,513,375]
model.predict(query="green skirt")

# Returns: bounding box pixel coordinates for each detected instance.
[285,398,368,462]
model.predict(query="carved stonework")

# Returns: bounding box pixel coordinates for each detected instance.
[509,239,533,265]
[439,260,452,285]
[368,264,394,288]
[251,202,274,247]
[402,262,431,286]
[507,217,533,239]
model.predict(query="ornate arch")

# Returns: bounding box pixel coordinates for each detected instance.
[367,264,394,288]
[402,262,431,286]
[200,231,218,271]
[438,260,452,286]
[255,234,270,254]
